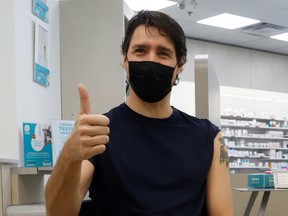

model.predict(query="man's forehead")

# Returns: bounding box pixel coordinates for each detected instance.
[129,25,175,48]
[133,25,167,37]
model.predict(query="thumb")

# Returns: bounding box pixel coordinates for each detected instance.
[78,84,91,114]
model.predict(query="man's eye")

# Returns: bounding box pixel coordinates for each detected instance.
[159,52,170,57]
[134,49,145,53]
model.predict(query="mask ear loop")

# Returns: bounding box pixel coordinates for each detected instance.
[173,63,180,86]
[173,74,179,86]
[125,79,130,96]
[125,57,131,96]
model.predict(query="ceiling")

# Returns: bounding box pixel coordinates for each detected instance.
[159,0,288,56]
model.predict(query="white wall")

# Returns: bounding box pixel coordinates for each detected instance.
[171,39,288,125]
[220,86,288,119]
[0,0,18,159]
[180,39,288,93]
[171,81,195,116]
[0,0,61,160]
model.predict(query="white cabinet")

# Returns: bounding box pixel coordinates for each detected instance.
[221,115,288,173]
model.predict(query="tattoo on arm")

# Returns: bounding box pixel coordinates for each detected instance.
[219,137,226,146]
[219,138,229,168]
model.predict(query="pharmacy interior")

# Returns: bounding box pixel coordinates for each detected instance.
[2,0,288,216]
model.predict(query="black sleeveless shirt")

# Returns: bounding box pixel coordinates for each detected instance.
[88,103,219,215]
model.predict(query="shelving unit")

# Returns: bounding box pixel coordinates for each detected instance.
[0,159,18,216]
[221,115,288,173]
[10,166,53,205]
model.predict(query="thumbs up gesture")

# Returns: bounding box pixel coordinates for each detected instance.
[64,84,110,162]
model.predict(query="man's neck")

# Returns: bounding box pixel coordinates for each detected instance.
[125,94,173,119]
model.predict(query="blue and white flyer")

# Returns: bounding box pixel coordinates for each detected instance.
[34,24,50,87]
[50,120,75,164]
[23,122,53,167]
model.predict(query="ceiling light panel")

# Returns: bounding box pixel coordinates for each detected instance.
[270,32,288,42]
[124,0,177,11]
[197,13,261,30]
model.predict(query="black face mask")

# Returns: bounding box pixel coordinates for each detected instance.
[128,61,175,103]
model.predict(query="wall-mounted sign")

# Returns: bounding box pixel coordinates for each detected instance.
[33,0,49,23]
[34,24,50,87]
[23,122,53,167]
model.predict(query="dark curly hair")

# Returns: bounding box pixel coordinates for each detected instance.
[121,10,187,67]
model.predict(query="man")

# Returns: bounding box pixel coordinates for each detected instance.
[45,10,234,216]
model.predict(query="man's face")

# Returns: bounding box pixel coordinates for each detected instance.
[124,25,182,81]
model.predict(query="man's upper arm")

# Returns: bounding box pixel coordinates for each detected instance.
[206,132,235,216]
[80,160,94,199]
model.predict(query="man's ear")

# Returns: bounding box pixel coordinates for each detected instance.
[176,65,184,74]
[123,56,129,72]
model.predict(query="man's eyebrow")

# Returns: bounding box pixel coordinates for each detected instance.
[131,44,148,49]
[130,44,174,54]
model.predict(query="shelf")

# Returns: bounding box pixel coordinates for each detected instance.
[229,156,288,161]
[267,158,288,161]
[221,124,288,131]
[0,159,18,164]
[222,115,288,173]
[11,166,53,175]
[10,167,53,205]
[229,166,270,169]
[221,115,287,122]
[224,135,288,140]
[229,155,262,158]
[228,146,288,150]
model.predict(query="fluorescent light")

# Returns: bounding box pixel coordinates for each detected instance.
[221,93,238,98]
[254,97,273,101]
[275,99,288,103]
[124,0,177,11]
[239,95,254,100]
[197,13,260,30]
[270,32,288,42]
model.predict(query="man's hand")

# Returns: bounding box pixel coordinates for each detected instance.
[64,84,110,162]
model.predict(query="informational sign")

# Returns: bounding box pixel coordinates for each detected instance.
[34,24,50,87]
[23,122,53,167]
[50,120,75,164]
[33,0,49,23]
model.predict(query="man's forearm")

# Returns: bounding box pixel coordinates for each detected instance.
[45,148,83,216]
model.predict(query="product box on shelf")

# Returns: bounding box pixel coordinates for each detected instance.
[248,173,274,188]
[273,170,288,188]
